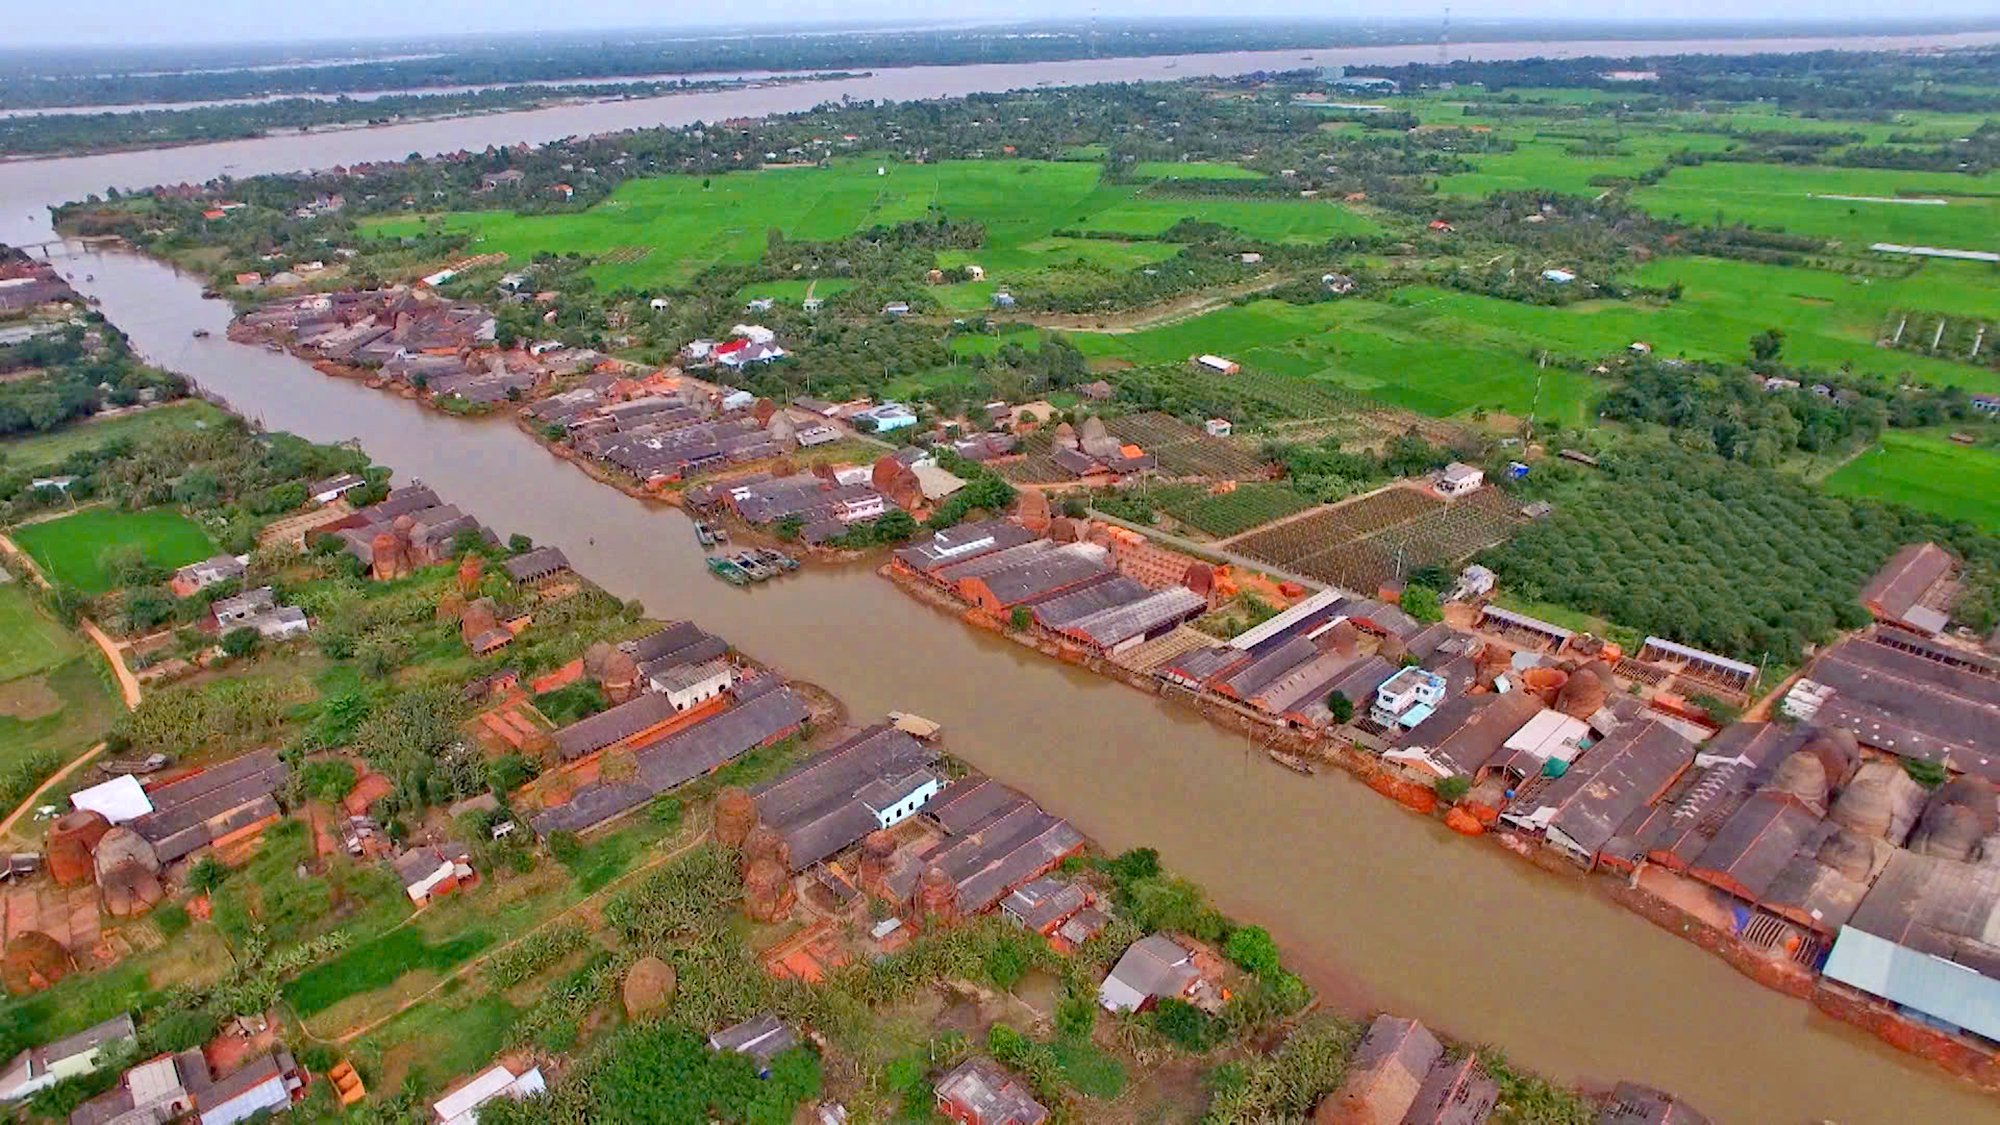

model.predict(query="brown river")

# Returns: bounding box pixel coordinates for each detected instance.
[12,35,2000,1123]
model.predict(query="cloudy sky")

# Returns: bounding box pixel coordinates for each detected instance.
[10,2,1997,48]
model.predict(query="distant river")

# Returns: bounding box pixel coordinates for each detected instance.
[5,28,2000,245]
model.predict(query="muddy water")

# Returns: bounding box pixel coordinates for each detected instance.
[60,244,2000,1124]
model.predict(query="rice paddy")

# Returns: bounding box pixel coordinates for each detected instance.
[367,158,1375,291]
[1823,431,2000,529]
[12,507,217,594]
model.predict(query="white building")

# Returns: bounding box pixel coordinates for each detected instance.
[1204,418,1233,437]
[652,659,737,711]
[1193,354,1241,376]
[395,845,474,906]
[1370,667,1448,730]
[0,1014,135,1101]
[432,1063,547,1125]
[1541,268,1576,284]
[731,324,776,344]
[858,769,941,831]
[1437,463,1485,497]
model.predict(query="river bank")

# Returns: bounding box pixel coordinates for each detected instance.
[876,554,2000,1093]
[45,245,2000,1123]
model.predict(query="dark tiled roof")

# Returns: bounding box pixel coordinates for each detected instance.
[1859,542,1954,623]
[752,726,939,870]
[1687,791,1825,901]
[535,688,809,835]
[1529,722,1696,858]
[968,546,1113,608]
[502,546,571,582]
[1804,636,2000,780]
[895,520,1040,576]
[130,750,287,862]
[551,693,681,761]
[1405,1053,1498,1125]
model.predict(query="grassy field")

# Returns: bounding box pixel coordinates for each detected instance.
[731,278,853,306]
[1066,193,1378,243]
[1823,431,2000,527]
[1128,161,1267,181]
[368,159,1374,291]
[12,507,217,594]
[1631,162,2000,252]
[0,655,117,782]
[0,400,227,473]
[1436,130,1735,198]
[0,583,113,782]
[1072,294,1603,427]
[0,582,79,683]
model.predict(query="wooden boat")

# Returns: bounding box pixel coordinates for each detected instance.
[732,552,777,582]
[705,556,750,585]
[191,328,210,339]
[712,524,729,543]
[754,548,799,572]
[693,520,716,547]
[1267,749,1317,776]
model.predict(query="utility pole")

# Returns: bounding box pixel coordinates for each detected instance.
[1438,6,1451,68]
[1520,352,1547,449]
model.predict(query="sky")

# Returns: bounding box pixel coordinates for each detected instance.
[11,2,1999,49]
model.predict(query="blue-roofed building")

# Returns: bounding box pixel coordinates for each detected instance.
[1821,849,2000,1046]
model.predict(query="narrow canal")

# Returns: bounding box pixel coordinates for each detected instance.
[60,244,2000,1125]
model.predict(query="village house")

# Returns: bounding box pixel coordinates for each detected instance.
[170,554,247,597]
[308,473,367,505]
[67,1047,205,1125]
[210,586,310,640]
[1435,463,1485,498]
[1370,667,1449,731]
[1317,1014,1498,1125]
[394,843,475,906]
[71,749,289,865]
[1192,354,1241,376]
[934,1057,1048,1125]
[0,1014,134,1101]
[1099,932,1221,1013]
[194,1050,304,1125]
[708,1015,798,1078]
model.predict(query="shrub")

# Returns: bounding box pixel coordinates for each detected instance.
[1224,925,1281,976]
[1325,691,1354,723]
[1151,998,1215,1051]
[1435,776,1471,804]
[488,753,539,793]
[299,759,357,804]
[187,855,228,893]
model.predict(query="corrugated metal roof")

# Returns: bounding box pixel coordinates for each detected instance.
[1823,925,2000,1041]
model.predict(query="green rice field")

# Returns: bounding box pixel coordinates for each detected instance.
[1631,163,2000,252]
[1823,431,2000,528]
[368,159,1375,290]
[12,507,217,594]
